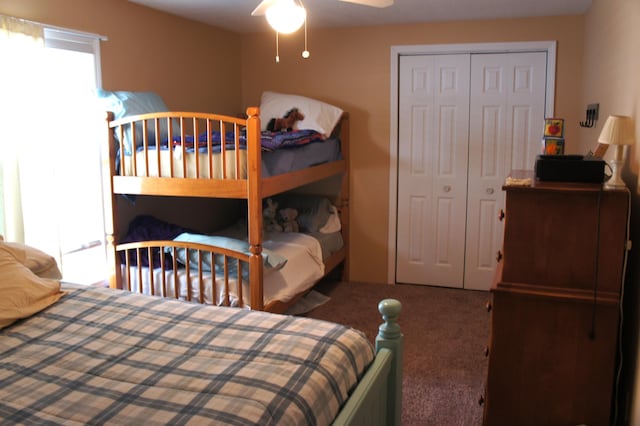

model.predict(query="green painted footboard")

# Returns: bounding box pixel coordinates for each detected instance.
[333,299,404,426]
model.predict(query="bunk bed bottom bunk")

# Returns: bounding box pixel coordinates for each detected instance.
[0,274,403,425]
[113,209,346,314]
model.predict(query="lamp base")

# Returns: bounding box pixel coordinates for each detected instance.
[605,158,627,188]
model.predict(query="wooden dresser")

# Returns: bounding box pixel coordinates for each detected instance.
[483,171,630,426]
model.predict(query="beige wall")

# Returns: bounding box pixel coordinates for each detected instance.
[1,2,587,284]
[0,0,245,236]
[0,0,243,114]
[241,16,586,284]
[582,0,640,423]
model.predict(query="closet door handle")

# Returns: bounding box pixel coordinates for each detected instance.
[443,185,451,193]
[496,251,503,262]
[498,209,505,221]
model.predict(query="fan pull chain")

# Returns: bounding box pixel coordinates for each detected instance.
[302,15,309,58]
[275,31,280,63]
[300,0,309,59]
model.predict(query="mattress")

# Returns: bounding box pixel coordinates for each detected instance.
[261,137,342,177]
[309,230,344,260]
[121,231,327,308]
[0,284,374,425]
[121,138,342,179]
[124,148,247,179]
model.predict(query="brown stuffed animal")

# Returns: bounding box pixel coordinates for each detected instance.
[278,208,299,233]
[267,108,305,132]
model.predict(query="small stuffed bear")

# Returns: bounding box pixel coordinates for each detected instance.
[278,208,299,233]
[267,108,305,132]
[263,198,283,232]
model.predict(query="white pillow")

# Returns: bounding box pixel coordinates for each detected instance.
[260,91,344,137]
[319,205,342,234]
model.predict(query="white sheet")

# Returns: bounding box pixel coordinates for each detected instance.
[121,232,324,308]
[123,148,247,179]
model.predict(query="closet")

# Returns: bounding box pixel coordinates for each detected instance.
[395,50,548,291]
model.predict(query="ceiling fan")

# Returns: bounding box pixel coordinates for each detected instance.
[251,0,394,17]
[253,0,393,62]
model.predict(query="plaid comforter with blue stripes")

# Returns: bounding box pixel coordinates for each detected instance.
[0,284,374,425]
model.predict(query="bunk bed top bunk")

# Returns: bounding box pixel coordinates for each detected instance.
[107,107,348,199]
[101,90,350,313]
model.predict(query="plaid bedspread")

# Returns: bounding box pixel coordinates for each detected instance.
[0,285,374,425]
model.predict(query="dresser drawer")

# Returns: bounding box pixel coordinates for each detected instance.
[501,185,627,293]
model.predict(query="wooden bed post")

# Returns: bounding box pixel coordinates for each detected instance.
[332,298,403,426]
[101,111,120,289]
[339,113,350,282]
[376,298,403,426]
[245,107,264,310]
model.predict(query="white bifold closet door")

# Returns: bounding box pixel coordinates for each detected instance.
[396,54,470,289]
[396,51,547,290]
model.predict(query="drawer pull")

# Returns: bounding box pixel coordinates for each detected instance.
[496,251,503,262]
[443,185,451,193]
[498,209,505,221]
[486,188,494,195]
[478,395,485,406]
[485,301,492,312]
[484,346,490,357]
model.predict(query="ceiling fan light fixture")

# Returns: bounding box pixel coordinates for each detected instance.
[266,0,306,34]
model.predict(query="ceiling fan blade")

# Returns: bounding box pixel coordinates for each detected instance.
[339,0,394,7]
[251,0,277,16]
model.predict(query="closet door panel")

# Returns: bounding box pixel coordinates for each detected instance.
[464,52,547,290]
[396,54,470,287]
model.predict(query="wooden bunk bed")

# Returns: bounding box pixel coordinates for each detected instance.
[102,103,350,313]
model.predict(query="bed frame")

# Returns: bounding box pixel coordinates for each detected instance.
[337,298,404,426]
[102,107,350,313]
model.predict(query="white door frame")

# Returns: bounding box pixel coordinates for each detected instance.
[387,41,557,284]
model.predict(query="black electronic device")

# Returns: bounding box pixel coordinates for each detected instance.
[535,155,606,183]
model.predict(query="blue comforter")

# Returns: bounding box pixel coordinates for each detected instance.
[162,129,324,152]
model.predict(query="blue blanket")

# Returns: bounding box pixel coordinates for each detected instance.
[0,284,375,425]
[164,129,324,152]
[119,215,193,269]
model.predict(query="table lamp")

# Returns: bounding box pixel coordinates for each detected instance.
[598,115,636,188]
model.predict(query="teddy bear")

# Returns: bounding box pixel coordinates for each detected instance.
[267,108,305,132]
[278,208,299,233]
[263,198,283,232]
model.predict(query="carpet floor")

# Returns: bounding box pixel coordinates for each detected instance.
[304,280,490,426]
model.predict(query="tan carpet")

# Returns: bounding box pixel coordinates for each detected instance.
[304,280,490,426]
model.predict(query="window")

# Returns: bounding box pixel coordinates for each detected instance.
[0,18,107,284]
[43,29,106,284]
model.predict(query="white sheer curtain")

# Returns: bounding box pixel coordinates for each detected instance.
[0,15,46,244]
[1,15,107,281]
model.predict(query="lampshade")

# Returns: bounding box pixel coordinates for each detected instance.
[266,0,306,34]
[598,115,636,146]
